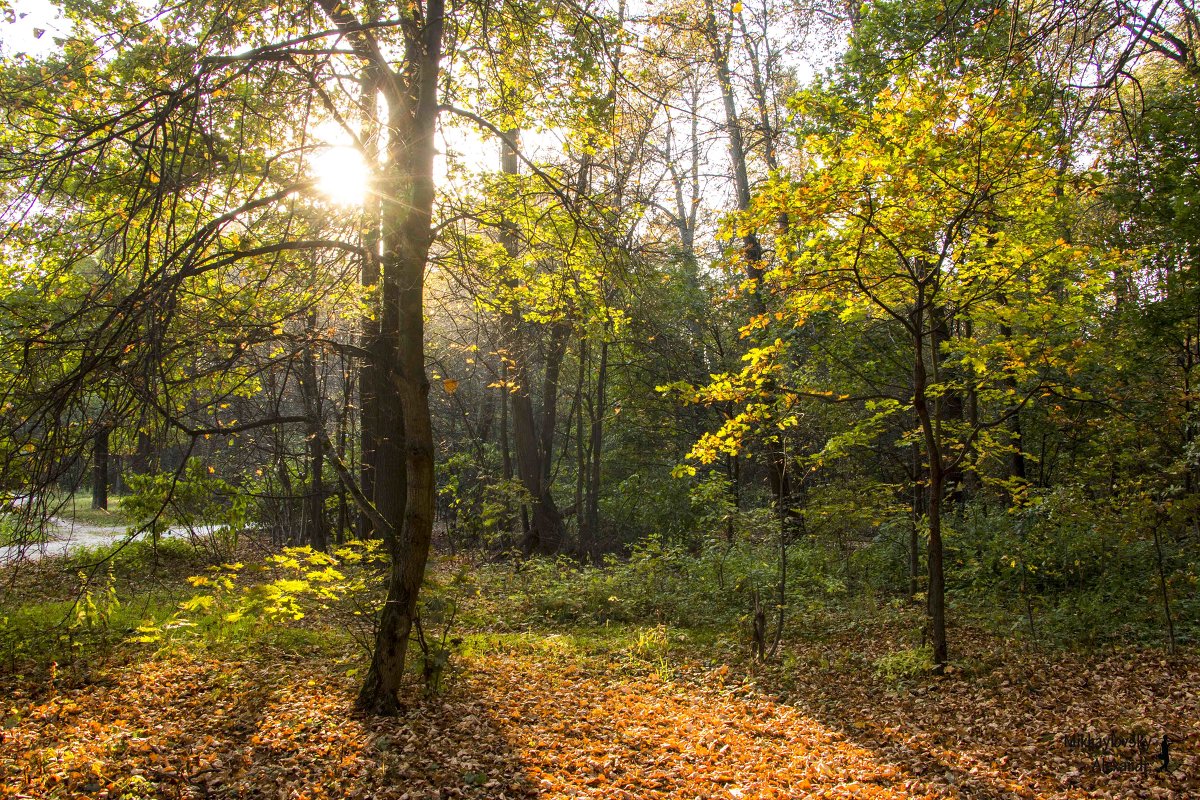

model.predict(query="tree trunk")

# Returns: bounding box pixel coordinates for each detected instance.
[1152,518,1177,655]
[574,340,588,550]
[528,322,569,554]
[909,440,923,599]
[704,0,795,528]
[538,323,569,495]
[931,305,965,505]
[727,452,740,543]
[336,0,443,716]
[500,358,515,539]
[130,409,153,476]
[300,340,329,551]
[925,463,948,668]
[359,63,383,540]
[912,297,948,669]
[999,312,1028,488]
[497,127,565,555]
[585,340,607,547]
[91,426,109,511]
[336,361,353,544]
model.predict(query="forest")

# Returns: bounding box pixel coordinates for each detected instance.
[0,0,1198,797]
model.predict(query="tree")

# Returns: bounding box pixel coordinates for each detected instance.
[0,0,446,714]
[678,74,1107,666]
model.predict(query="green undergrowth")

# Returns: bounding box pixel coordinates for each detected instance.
[457,545,1194,694]
[460,525,1197,658]
[1,536,245,681]
[4,530,1193,706]
[0,512,51,547]
[56,492,129,527]
[461,537,843,632]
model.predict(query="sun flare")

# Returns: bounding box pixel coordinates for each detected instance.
[310,146,369,207]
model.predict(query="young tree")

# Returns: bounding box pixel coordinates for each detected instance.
[677,75,1107,666]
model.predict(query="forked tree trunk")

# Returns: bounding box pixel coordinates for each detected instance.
[704,0,796,529]
[321,0,442,716]
[498,127,565,555]
[527,322,569,554]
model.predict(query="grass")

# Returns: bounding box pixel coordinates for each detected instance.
[0,535,224,678]
[0,514,37,547]
[53,490,128,528]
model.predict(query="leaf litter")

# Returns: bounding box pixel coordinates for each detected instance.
[1,630,1197,798]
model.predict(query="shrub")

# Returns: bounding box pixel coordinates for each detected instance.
[122,458,247,562]
[872,646,934,681]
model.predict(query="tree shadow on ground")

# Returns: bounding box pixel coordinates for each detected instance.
[0,648,539,800]
[459,632,1197,800]
[759,628,1198,800]
[5,629,1195,799]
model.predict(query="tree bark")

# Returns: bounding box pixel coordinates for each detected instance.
[497,127,565,554]
[359,62,383,540]
[998,311,1028,488]
[91,426,109,511]
[325,0,442,716]
[911,294,948,669]
[584,340,607,547]
[703,0,795,528]
[300,339,329,551]
[931,304,965,505]
[574,340,588,550]
[909,440,923,599]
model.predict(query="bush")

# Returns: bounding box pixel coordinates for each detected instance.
[479,535,841,631]
[872,646,934,681]
[438,449,529,552]
[122,458,247,562]
[167,540,387,648]
[945,487,1199,646]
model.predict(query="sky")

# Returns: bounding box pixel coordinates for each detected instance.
[0,0,827,236]
[0,0,66,57]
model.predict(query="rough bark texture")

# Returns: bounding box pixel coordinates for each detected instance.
[498,127,565,555]
[318,0,442,716]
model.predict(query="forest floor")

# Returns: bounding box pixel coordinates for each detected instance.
[1,542,1197,799]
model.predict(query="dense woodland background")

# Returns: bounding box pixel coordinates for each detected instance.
[1,0,1200,780]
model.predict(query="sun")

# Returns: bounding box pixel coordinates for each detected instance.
[310,145,370,207]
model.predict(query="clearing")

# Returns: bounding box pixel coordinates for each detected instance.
[1,541,1196,800]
